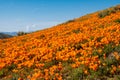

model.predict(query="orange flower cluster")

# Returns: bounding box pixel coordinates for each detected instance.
[0,9,120,79]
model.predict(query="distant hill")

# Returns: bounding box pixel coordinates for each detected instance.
[0,33,13,39]
[0,5,120,80]
[1,32,17,36]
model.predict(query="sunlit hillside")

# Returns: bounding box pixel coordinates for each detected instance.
[0,5,120,80]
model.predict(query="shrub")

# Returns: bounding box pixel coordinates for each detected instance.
[17,31,27,36]
[98,10,110,18]
[114,4,120,11]
[40,34,45,39]
[64,19,75,24]
[98,5,120,18]
[66,20,75,23]
[114,18,120,23]
[72,28,80,34]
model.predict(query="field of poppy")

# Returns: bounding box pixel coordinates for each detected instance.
[0,5,120,80]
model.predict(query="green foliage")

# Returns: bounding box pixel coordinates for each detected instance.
[11,77,18,80]
[86,44,120,79]
[63,19,75,24]
[97,37,104,42]
[103,43,114,57]
[98,10,110,18]
[61,62,72,79]
[73,42,82,50]
[114,18,120,23]
[98,25,104,28]
[7,64,16,71]
[72,28,80,34]
[114,44,120,52]
[0,64,16,79]
[90,36,94,40]
[17,31,27,36]
[44,60,59,69]
[0,69,4,77]
[70,67,84,80]
[98,5,120,18]
[66,19,75,23]
[40,34,45,39]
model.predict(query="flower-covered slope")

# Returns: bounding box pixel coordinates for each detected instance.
[0,5,120,80]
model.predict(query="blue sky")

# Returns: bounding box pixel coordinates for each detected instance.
[0,0,120,32]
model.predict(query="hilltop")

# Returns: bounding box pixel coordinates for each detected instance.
[0,5,120,80]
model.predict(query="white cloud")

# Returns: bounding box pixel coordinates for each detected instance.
[24,21,62,32]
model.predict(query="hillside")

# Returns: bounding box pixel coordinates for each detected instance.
[1,32,17,36]
[0,5,120,80]
[0,33,12,39]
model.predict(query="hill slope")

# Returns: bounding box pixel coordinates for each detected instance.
[0,5,120,80]
[1,32,17,36]
[0,33,12,39]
